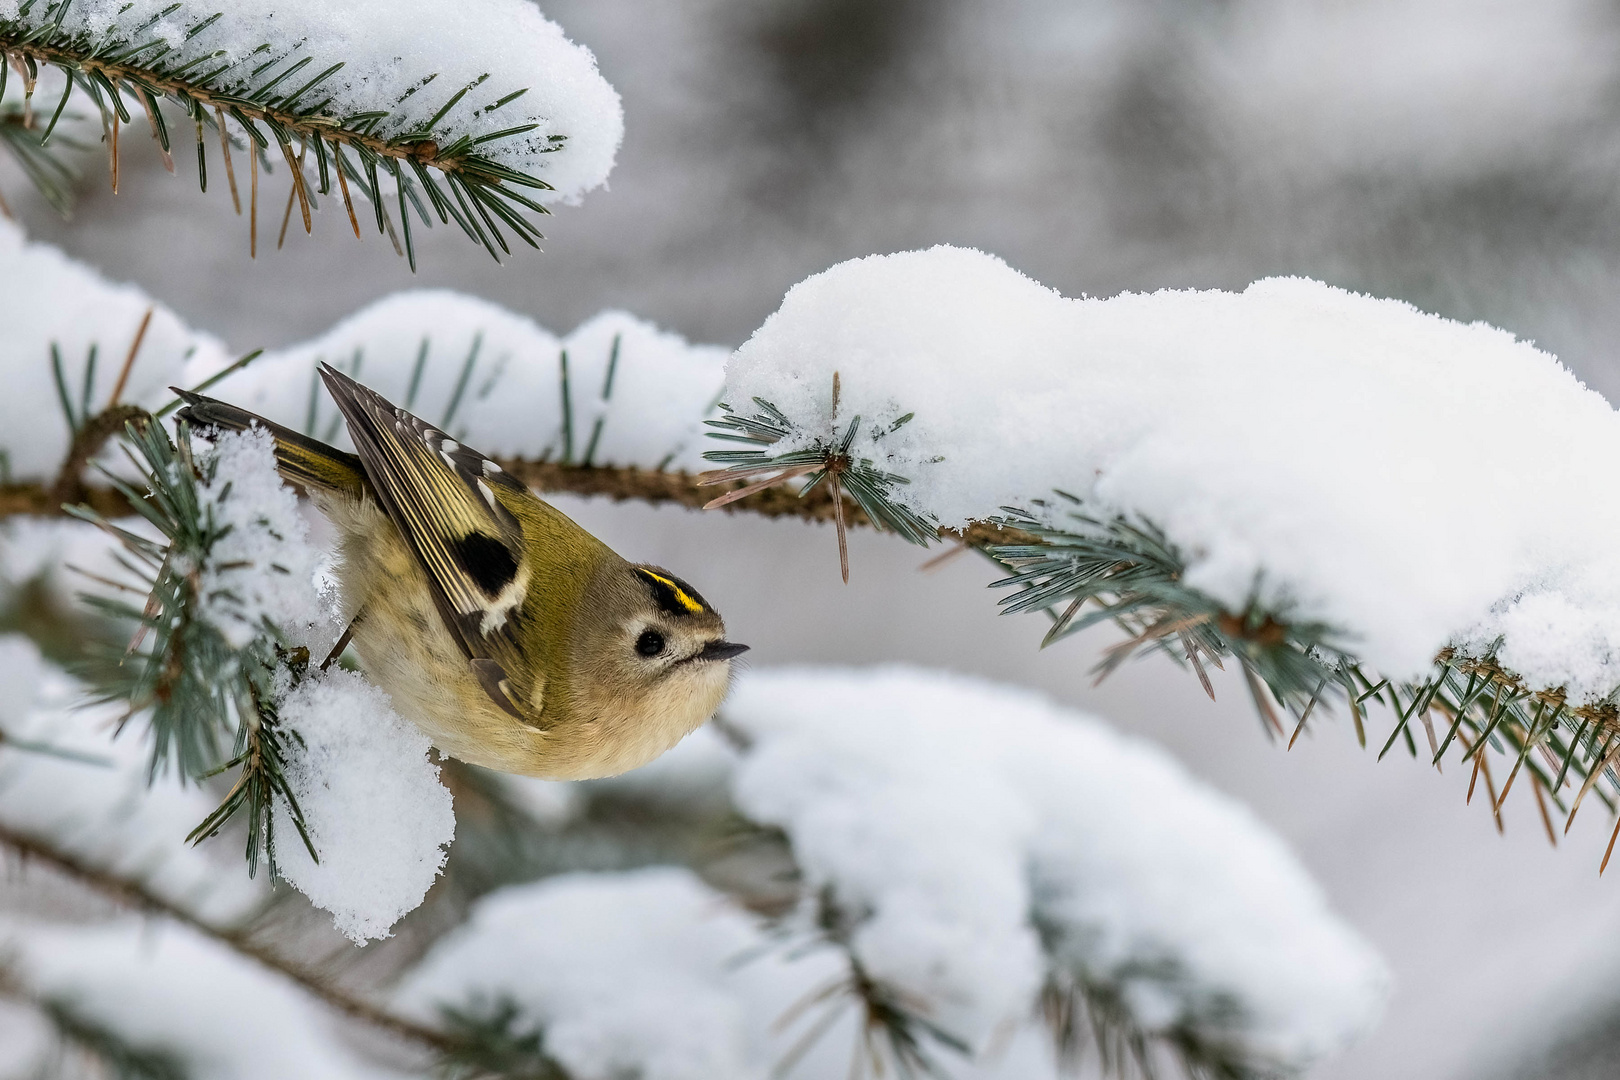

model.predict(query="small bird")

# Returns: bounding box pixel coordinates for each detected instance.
[175,364,748,779]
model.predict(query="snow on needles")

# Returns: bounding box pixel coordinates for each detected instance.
[271,666,456,944]
[197,428,329,650]
[200,431,453,942]
[189,289,729,472]
[403,668,1384,1078]
[399,868,843,1080]
[725,246,1620,698]
[0,217,228,481]
[0,0,622,203]
[725,667,1388,1070]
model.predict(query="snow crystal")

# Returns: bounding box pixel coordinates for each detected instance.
[726,246,1620,696]
[0,917,403,1080]
[186,290,729,472]
[722,666,1389,1070]
[197,428,333,650]
[270,666,455,943]
[0,0,622,204]
[398,867,843,1080]
[0,217,228,481]
[0,635,263,925]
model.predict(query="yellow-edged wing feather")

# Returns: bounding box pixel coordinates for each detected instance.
[317,363,538,719]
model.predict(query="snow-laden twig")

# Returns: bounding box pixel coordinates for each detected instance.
[0,0,621,265]
[711,245,1620,851]
[405,667,1386,1080]
[0,217,228,483]
[63,422,454,938]
[185,290,730,474]
[726,667,1388,1078]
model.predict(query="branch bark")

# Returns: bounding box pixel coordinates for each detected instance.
[0,823,456,1055]
[3,458,1028,546]
[2,39,481,179]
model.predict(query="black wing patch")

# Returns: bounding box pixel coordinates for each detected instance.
[452,533,520,597]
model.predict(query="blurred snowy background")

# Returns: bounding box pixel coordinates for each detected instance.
[7,1,1620,1076]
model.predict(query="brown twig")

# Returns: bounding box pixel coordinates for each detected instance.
[46,404,148,509]
[0,822,455,1054]
[1,458,1029,547]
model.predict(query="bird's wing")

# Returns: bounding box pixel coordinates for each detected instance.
[318,363,539,720]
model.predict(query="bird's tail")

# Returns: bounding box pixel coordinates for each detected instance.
[172,388,368,500]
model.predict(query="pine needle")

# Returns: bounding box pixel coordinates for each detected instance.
[1243,664,1286,740]
[109,107,119,193]
[702,463,818,509]
[1185,631,1218,702]
[1421,709,1441,773]
[333,141,360,238]
[216,106,240,214]
[1565,734,1620,834]
[831,467,850,584]
[1479,748,1503,834]
[106,306,153,408]
[917,541,969,573]
[249,140,258,258]
[1532,773,1557,848]
[139,90,172,173]
[280,137,310,237]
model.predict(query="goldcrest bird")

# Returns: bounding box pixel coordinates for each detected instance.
[174,364,748,780]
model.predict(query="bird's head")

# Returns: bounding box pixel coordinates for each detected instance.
[564,561,747,774]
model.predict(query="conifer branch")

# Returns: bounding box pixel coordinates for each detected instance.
[0,821,458,1056]
[0,967,191,1080]
[64,417,318,875]
[0,455,1027,543]
[0,3,562,261]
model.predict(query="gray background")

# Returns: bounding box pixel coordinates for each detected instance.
[9,1,1620,1075]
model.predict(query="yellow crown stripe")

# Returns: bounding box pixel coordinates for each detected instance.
[638,568,704,613]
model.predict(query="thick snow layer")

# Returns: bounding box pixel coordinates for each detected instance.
[0,917,403,1080]
[270,666,455,943]
[723,667,1389,1070]
[0,218,228,481]
[197,429,331,650]
[188,290,729,472]
[0,0,622,203]
[398,868,844,1080]
[0,636,263,925]
[726,246,1620,696]
[402,669,1383,1077]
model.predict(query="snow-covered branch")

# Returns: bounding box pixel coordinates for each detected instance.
[0,634,458,1058]
[407,669,1387,1080]
[0,0,621,265]
[712,245,1620,854]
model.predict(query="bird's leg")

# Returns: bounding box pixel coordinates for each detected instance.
[321,603,369,670]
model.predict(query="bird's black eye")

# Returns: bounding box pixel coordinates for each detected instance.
[636,629,666,657]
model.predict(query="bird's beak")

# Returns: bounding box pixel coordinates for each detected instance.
[693,640,750,663]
